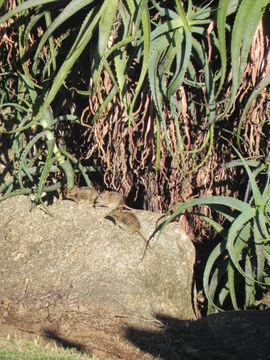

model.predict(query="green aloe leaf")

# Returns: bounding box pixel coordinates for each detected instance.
[227,209,256,280]
[175,0,191,32]
[227,259,239,310]
[129,0,151,124]
[244,255,255,307]
[0,0,58,25]
[203,241,225,312]
[36,139,55,199]
[162,195,251,232]
[167,29,192,99]
[59,160,74,192]
[34,2,109,123]
[92,0,118,88]
[232,146,262,206]
[148,33,174,157]
[216,0,233,97]
[34,0,95,61]
[224,0,268,116]
[60,148,91,187]
[227,221,252,309]
[18,131,47,188]
[255,209,270,280]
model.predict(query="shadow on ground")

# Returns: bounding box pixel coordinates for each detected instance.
[125,311,270,360]
[1,301,270,360]
[43,329,89,354]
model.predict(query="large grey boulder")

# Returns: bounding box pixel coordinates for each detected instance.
[0,195,195,320]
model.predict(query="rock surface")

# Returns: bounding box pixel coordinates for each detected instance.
[1,196,270,360]
[0,195,195,320]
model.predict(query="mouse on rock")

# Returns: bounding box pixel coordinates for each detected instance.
[94,190,133,210]
[108,207,150,246]
[66,186,99,205]
[262,290,270,308]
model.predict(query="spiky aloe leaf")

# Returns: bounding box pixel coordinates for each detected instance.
[203,241,225,312]
[18,131,47,188]
[224,0,268,116]
[92,0,118,88]
[160,196,251,241]
[34,1,111,124]
[128,0,151,124]
[216,0,232,97]
[0,0,58,24]
[227,209,257,281]
[34,0,95,61]
[59,160,74,192]
[232,146,262,206]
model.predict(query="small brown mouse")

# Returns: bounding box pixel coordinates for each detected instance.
[262,290,270,308]
[94,191,132,210]
[66,186,99,205]
[108,207,149,246]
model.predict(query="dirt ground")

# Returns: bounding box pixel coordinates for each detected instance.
[1,297,270,360]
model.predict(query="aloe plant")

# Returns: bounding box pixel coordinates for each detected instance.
[0,0,269,211]
[0,1,96,207]
[0,68,90,209]
[1,0,268,143]
[0,101,91,210]
[162,147,270,312]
